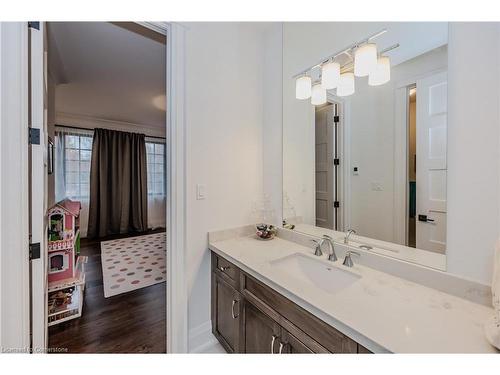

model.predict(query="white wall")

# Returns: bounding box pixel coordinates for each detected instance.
[263,24,284,226]
[55,112,166,138]
[446,23,500,284]
[183,22,273,350]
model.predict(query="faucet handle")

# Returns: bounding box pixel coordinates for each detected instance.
[342,251,360,267]
[310,239,323,256]
[322,234,333,240]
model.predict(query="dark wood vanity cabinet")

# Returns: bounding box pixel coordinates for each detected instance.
[211,252,372,354]
[212,274,242,352]
[243,301,280,353]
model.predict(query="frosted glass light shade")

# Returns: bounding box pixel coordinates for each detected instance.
[295,76,312,99]
[336,72,355,97]
[311,83,327,105]
[354,43,377,77]
[321,61,341,89]
[368,56,391,86]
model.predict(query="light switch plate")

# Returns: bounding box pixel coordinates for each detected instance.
[196,184,206,200]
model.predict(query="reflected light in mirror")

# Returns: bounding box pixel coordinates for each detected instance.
[368,56,391,86]
[354,43,377,77]
[336,72,355,96]
[321,61,341,89]
[153,94,166,111]
[296,76,312,99]
[311,83,327,105]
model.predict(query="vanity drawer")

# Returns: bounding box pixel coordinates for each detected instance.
[241,273,357,353]
[212,253,240,289]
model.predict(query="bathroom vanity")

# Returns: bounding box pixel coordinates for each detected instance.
[209,226,498,353]
[211,251,368,353]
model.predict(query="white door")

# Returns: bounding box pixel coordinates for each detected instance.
[315,105,334,229]
[415,71,447,253]
[29,21,48,352]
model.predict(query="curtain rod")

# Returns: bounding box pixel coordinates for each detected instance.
[55,124,166,140]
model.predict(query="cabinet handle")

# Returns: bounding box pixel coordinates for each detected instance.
[219,265,230,272]
[279,342,284,354]
[231,299,239,319]
[271,335,277,354]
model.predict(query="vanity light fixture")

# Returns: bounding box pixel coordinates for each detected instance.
[292,30,398,105]
[311,83,327,105]
[295,75,312,99]
[336,72,355,97]
[368,56,391,86]
[321,60,341,89]
[353,43,377,77]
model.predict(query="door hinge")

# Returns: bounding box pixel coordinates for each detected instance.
[334,201,340,208]
[333,115,340,123]
[28,22,40,30]
[29,242,41,260]
[29,128,40,145]
[333,158,340,165]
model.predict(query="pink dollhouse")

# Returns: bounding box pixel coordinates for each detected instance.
[47,199,81,283]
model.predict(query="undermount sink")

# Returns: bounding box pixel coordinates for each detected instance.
[269,253,361,295]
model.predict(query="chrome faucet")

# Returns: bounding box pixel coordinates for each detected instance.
[311,239,324,256]
[322,235,337,262]
[344,229,356,244]
[342,251,360,268]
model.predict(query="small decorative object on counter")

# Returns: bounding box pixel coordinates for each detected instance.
[256,223,277,240]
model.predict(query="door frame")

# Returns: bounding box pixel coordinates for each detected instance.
[134,21,189,353]
[0,21,189,354]
[313,94,347,232]
[327,92,348,232]
[163,22,188,353]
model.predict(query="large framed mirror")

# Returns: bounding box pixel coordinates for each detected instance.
[282,22,448,270]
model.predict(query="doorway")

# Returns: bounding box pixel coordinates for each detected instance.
[2,20,187,355]
[29,21,172,353]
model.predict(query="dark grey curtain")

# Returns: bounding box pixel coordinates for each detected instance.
[87,128,148,238]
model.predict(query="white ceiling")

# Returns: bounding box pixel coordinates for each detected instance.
[48,22,166,129]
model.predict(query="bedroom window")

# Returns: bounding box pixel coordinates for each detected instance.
[146,141,165,197]
[62,133,93,200]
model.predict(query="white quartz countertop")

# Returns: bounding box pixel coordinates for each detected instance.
[209,235,497,353]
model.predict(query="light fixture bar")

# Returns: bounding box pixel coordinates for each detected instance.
[292,29,388,78]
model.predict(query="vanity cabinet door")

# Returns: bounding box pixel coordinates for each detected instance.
[243,301,281,353]
[279,330,314,354]
[212,274,242,353]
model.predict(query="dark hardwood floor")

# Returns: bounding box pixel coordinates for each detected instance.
[48,229,167,353]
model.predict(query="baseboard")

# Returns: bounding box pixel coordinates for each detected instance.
[188,321,220,353]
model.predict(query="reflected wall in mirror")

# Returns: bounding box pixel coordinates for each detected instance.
[282,22,448,269]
